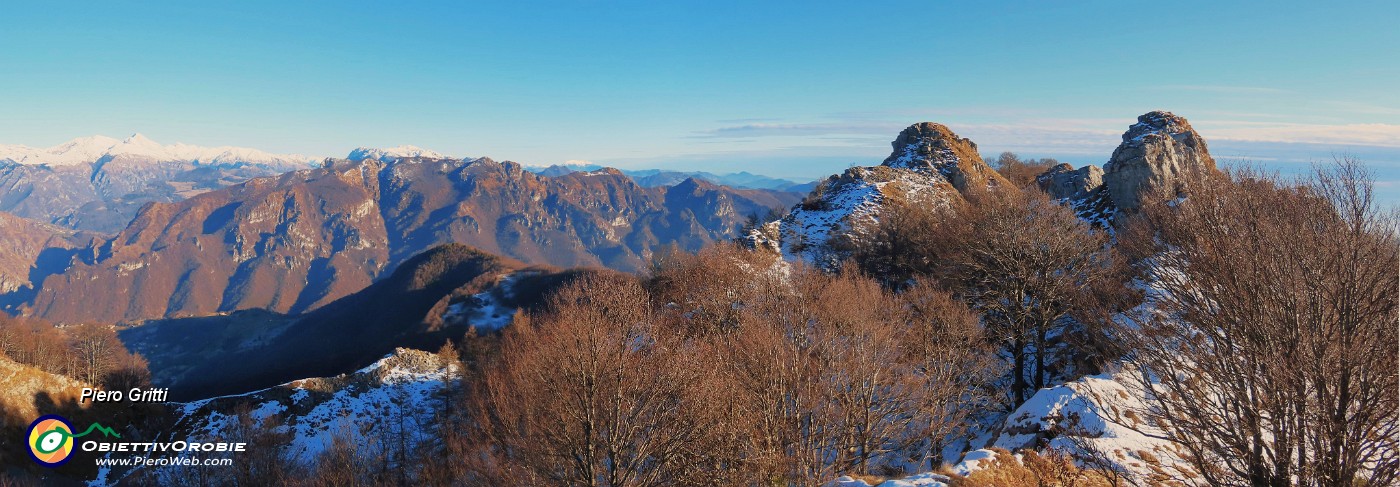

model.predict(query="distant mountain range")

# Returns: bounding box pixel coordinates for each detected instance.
[529,163,817,192]
[6,152,799,324]
[0,136,811,234]
[0,134,318,232]
[3,113,1242,485]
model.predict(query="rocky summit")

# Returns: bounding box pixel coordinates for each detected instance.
[752,122,1012,266]
[882,122,1010,192]
[1034,110,1219,228]
[1102,110,1217,211]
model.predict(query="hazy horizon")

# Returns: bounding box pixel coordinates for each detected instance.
[4,1,1397,196]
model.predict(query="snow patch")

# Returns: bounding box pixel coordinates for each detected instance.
[442,272,524,331]
[173,348,456,465]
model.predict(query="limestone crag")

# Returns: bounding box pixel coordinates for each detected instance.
[1102,111,1216,211]
[1033,111,1218,229]
[1036,163,1104,200]
[755,122,1012,265]
[882,122,1011,191]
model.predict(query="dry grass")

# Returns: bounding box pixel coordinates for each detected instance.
[952,448,1121,487]
[0,355,85,427]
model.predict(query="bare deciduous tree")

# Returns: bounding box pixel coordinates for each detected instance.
[472,274,718,487]
[898,283,1002,469]
[944,189,1123,406]
[1120,159,1399,487]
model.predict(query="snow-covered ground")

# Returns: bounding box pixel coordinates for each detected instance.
[174,348,456,464]
[759,166,955,266]
[832,365,1193,486]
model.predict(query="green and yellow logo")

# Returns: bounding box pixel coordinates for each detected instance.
[26,414,121,467]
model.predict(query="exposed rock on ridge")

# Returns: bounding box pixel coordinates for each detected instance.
[1102,111,1216,211]
[882,122,1010,191]
[753,122,1013,265]
[1036,163,1103,201]
[1034,111,1219,226]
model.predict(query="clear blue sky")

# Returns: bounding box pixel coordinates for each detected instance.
[3,1,1398,193]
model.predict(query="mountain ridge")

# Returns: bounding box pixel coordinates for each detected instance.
[18,156,799,324]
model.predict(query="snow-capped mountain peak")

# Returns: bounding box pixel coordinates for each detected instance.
[346,145,447,162]
[0,134,318,167]
[122,132,155,145]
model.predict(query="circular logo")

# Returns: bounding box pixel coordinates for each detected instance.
[27,414,75,467]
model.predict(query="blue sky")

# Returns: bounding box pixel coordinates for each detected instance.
[3,1,1398,194]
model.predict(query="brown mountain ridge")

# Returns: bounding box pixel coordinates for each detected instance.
[21,156,799,324]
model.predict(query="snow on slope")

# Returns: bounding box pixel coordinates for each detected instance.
[828,472,954,487]
[172,348,455,464]
[756,166,956,267]
[346,145,448,162]
[824,449,1001,487]
[989,366,1192,481]
[441,272,524,331]
[849,366,1193,487]
[0,133,319,167]
[749,122,996,267]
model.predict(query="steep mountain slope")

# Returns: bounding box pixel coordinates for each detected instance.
[23,154,797,324]
[0,354,85,428]
[750,122,1014,265]
[0,212,98,305]
[0,134,317,232]
[120,244,601,399]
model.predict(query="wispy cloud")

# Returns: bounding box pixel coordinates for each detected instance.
[1153,84,1292,95]
[692,122,904,139]
[1198,121,1400,147]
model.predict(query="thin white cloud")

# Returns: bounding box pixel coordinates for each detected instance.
[693,122,903,139]
[1154,84,1292,95]
[1198,121,1400,147]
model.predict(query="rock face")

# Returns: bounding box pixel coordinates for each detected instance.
[0,212,98,307]
[1030,111,1218,229]
[753,122,1013,266]
[1102,111,1216,211]
[1036,163,1104,200]
[20,156,799,324]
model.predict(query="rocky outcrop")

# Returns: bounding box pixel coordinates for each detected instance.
[23,157,800,324]
[1036,163,1103,200]
[882,122,1012,191]
[1030,111,1217,229]
[1102,111,1216,211]
[755,122,1013,265]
